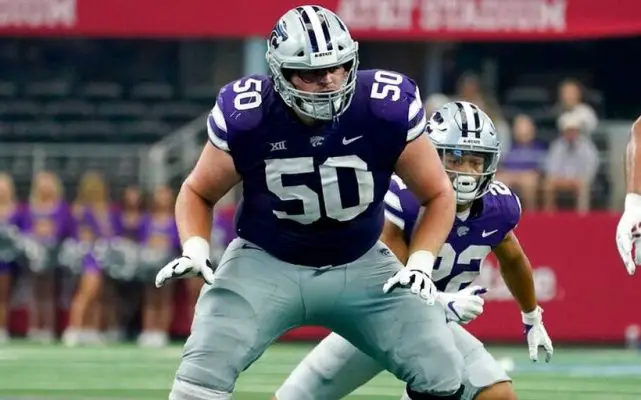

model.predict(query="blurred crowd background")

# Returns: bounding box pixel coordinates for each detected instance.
[0,0,640,348]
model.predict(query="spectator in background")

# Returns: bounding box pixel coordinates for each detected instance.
[64,171,112,346]
[117,186,146,240]
[27,171,71,344]
[0,174,23,343]
[137,185,179,348]
[496,114,547,210]
[456,72,511,153]
[99,186,145,344]
[424,93,450,116]
[111,185,146,340]
[556,78,599,136]
[543,111,599,213]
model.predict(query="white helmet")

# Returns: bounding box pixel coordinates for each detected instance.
[265,5,359,120]
[426,101,501,205]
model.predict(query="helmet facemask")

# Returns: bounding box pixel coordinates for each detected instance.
[437,147,501,205]
[268,52,359,121]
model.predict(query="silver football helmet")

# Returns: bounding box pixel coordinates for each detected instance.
[265,5,359,120]
[426,101,501,205]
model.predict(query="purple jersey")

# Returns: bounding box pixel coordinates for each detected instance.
[500,141,547,172]
[384,176,521,292]
[213,206,236,249]
[25,202,73,245]
[140,215,180,252]
[0,204,27,269]
[207,70,426,266]
[0,204,26,229]
[75,206,120,239]
[112,209,148,241]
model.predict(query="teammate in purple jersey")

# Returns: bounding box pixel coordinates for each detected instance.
[276,101,554,400]
[154,5,467,400]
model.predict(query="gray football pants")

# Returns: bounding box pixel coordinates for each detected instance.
[172,238,464,396]
[276,324,511,400]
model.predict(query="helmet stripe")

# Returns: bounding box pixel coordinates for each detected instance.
[455,101,469,134]
[320,17,334,51]
[301,5,328,53]
[296,7,319,53]
[312,6,334,51]
[469,103,481,131]
[456,101,482,138]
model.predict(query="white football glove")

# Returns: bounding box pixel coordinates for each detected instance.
[436,285,487,324]
[522,306,553,363]
[616,193,641,275]
[383,251,437,305]
[155,237,216,288]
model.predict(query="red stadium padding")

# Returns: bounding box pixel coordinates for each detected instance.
[8,211,641,343]
[467,211,641,343]
[278,212,641,344]
[1,0,641,41]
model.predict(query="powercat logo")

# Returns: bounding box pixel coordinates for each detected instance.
[0,0,77,28]
[270,20,288,49]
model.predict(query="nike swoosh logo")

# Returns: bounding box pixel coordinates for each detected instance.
[482,229,498,238]
[447,301,462,321]
[342,136,363,145]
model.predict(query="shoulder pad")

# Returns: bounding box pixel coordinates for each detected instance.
[358,69,427,142]
[487,181,522,231]
[384,175,421,232]
[207,75,272,152]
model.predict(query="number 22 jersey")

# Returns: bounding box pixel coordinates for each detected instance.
[385,176,522,292]
[207,70,426,267]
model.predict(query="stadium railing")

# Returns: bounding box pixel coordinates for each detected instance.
[0,143,149,198]
[146,111,208,190]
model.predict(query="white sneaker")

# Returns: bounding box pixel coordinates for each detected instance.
[27,328,41,341]
[27,329,55,344]
[0,329,9,344]
[38,330,55,344]
[62,328,81,347]
[83,330,106,346]
[103,328,124,344]
[148,331,169,348]
[137,331,168,348]
[137,331,151,347]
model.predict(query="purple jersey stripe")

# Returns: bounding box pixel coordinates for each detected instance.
[207,105,229,152]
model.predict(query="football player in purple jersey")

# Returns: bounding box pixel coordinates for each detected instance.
[617,115,641,275]
[276,101,553,400]
[154,5,467,400]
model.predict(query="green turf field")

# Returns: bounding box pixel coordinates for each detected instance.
[1,342,641,399]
